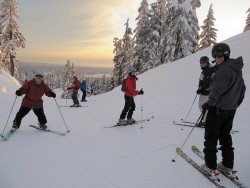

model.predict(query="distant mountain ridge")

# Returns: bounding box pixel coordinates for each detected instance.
[18,62,113,75]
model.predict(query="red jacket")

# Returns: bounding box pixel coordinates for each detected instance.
[69,78,81,95]
[125,75,139,97]
[19,79,53,109]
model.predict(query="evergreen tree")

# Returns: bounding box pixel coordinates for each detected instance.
[61,60,77,99]
[198,4,217,50]
[112,37,124,86]
[112,19,134,87]
[244,8,250,32]
[0,0,25,77]
[133,0,152,73]
[163,0,200,62]
[147,1,167,68]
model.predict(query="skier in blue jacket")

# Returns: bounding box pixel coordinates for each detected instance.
[80,80,87,102]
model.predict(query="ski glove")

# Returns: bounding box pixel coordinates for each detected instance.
[138,89,144,95]
[202,103,214,112]
[50,92,56,98]
[196,89,201,94]
[15,90,22,96]
[67,87,71,90]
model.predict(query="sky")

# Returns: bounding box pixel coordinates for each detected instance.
[6,0,250,67]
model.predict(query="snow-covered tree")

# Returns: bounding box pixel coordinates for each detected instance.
[133,0,152,73]
[244,8,250,32]
[146,1,168,68]
[61,60,77,99]
[163,0,200,62]
[112,37,124,86]
[112,19,134,86]
[0,0,25,77]
[198,4,217,50]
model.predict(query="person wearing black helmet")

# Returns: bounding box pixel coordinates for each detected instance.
[200,43,246,176]
[196,56,214,127]
[118,70,144,125]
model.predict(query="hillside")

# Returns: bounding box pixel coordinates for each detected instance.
[0,31,249,188]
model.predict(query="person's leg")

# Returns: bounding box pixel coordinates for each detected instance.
[199,95,209,124]
[82,90,86,101]
[120,96,133,120]
[219,110,236,169]
[33,108,47,125]
[127,98,135,119]
[13,106,31,128]
[203,109,222,170]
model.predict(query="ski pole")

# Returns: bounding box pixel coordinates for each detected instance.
[140,94,144,129]
[54,98,70,133]
[1,96,17,137]
[172,111,205,162]
[181,94,198,130]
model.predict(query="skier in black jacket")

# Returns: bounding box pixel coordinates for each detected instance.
[196,56,214,126]
[200,43,246,176]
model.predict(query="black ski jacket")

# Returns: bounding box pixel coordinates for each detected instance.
[198,66,214,96]
[208,57,246,110]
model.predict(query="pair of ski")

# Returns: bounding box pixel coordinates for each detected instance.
[103,116,154,128]
[176,146,244,188]
[1,125,66,141]
[173,119,239,134]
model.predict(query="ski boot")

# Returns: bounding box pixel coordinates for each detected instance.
[39,124,47,130]
[217,162,237,178]
[70,104,77,107]
[11,122,19,132]
[117,119,127,126]
[127,118,136,125]
[200,164,220,180]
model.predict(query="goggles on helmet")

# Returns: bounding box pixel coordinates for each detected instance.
[212,51,224,58]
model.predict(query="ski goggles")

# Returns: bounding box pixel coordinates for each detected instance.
[212,50,224,58]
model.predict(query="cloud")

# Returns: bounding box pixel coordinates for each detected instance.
[68,0,140,48]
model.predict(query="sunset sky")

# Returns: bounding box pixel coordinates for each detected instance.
[13,0,250,68]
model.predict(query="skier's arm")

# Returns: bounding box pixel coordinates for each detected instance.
[126,79,139,96]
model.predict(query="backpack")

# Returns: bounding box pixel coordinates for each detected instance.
[121,79,127,92]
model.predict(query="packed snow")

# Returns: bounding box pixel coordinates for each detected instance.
[0,31,249,188]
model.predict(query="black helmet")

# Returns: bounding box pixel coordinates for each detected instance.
[200,56,209,64]
[212,43,230,58]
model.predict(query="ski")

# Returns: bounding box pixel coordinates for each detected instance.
[103,116,154,128]
[176,147,225,188]
[180,119,196,125]
[173,121,239,133]
[29,125,66,136]
[0,129,16,141]
[191,145,245,188]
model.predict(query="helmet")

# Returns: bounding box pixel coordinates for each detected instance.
[34,73,43,78]
[200,56,209,64]
[212,43,230,58]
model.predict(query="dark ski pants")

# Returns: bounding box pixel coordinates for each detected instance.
[120,96,136,119]
[13,106,47,128]
[72,92,79,105]
[203,108,236,170]
[81,90,86,101]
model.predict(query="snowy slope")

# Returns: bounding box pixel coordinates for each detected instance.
[0,31,250,188]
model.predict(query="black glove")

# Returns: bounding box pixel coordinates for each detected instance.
[67,87,71,90]
[202,103,214,111]
[15,90,22,96]
[238,98,243,106]
[50,92,56,98]
[196,89,201,94]
[138,89,144,95]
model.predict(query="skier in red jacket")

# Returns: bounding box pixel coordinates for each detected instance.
[12,73,56,131]
[118,70,144,125]
[67,76,81,107]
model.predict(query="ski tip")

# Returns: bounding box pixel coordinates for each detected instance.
[176,147,181,153]
[191,145,198,150]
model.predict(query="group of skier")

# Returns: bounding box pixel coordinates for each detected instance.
[9,42,246,182]
[195,43,246,178]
